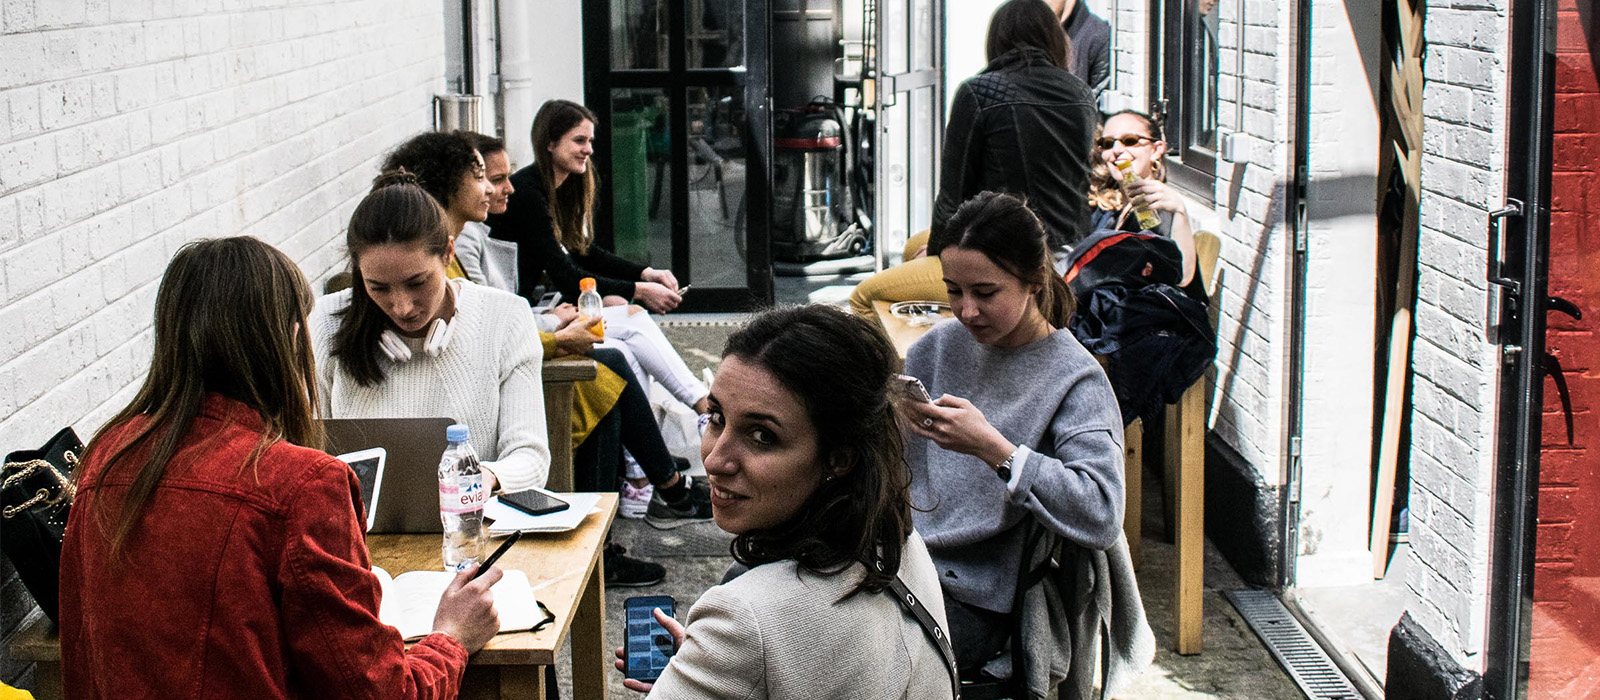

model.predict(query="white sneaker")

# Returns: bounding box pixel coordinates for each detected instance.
[620,483,653,519]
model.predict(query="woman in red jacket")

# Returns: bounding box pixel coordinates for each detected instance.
[58,236,501,699]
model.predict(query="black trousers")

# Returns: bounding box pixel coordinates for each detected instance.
[945,597,1012,674]
[571,348,678,492]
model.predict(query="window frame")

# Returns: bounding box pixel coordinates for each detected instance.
[1149,0,1219,202]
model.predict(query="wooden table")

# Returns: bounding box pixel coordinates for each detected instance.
[542,357,596,492]
[873,300,952,360]
[9,494,618,700]
[872,303,1206,654]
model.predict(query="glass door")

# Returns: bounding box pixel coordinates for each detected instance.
[873,0,942,268]
[1516,0,1600,697]
[1483,0,1571,698]
[585,0,773,311]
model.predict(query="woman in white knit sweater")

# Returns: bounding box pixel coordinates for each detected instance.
[309,172,551,493]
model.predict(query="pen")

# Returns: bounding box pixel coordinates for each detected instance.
[469,530,521,581]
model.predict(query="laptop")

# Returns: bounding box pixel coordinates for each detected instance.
[323,417,456,534]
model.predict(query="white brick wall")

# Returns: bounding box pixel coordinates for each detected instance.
[0,0,445,685]
[1405,0,1507,664]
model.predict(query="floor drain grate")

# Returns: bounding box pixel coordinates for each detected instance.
[1226,590,1363,700]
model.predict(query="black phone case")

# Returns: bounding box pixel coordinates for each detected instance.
[499,489,570,516]
[624,595,677,682]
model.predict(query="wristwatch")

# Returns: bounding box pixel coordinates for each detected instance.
[993,452,1015,482]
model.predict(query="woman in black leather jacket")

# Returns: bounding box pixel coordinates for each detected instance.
[929,0,1099,256]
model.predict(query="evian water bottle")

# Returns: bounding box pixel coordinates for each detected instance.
[439,423,487,571]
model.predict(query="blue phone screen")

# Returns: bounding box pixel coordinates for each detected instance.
[624,596,676,682]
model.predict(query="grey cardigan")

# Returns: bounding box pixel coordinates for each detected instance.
[455,221,519,294]
[649,533,955,700]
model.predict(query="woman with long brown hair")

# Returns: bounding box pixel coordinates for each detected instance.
[611,305,956,699]
[59,236,502,699]
[313,172,551,495]
[901,192,1149,693]
[486,99,683,314]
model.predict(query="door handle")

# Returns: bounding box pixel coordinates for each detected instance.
[1486,199,1523,296]
[1548,295,1582,321]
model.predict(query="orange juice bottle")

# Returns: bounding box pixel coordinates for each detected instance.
[1113,159,1163,231]
[577,277,605,339]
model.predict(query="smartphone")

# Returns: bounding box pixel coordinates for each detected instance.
[676,285,691,296]
[499,489,571,517]
[532,291,563,312]
[624,595,678,682]
[891,374,932,403]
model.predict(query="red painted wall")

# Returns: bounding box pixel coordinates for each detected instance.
[1531,2,1600,696]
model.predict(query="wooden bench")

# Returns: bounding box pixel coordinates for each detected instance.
[540,357,596,492]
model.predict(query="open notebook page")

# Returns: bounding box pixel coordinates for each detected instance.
[371,566,542,641]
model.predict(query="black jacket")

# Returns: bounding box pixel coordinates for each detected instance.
[1064,1,1112,99]
[929,47,1099,252]
[1065,229,1216,425]
[485,166,646,303]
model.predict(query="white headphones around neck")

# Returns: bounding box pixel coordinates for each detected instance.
[378,317,454,363]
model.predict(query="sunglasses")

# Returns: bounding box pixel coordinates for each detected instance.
[1096,135,1154,150]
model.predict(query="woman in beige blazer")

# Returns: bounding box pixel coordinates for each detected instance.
[614,305,956,699]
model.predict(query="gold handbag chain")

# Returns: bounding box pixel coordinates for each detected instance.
[2,450,78,519]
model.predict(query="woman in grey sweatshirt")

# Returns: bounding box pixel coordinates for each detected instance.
[900,191,1128,674]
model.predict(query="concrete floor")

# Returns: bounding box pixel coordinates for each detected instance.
[1293,544,1411,686]
[543,317,1304,698]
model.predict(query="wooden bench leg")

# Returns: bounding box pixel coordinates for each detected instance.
[1166,381,1206,655]
[545,383,575,492]
[571,554,608,699]
[1124,418,1143,568]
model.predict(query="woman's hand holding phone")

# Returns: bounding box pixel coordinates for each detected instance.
[905,395,1018,469]
[611,608,685,692]
[634,282,682,314]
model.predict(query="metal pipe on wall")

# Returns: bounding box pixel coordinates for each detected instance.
[497,0,539,169]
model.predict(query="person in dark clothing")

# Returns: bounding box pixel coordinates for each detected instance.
[486,99,684,313]
[1048,0,1112,100]
[929,0,1099,254]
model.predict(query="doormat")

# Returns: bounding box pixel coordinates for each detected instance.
[616,519,736,558]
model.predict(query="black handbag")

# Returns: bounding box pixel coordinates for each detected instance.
[1,427,82,623]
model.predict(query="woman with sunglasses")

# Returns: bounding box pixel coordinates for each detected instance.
[1089,110,1200,295]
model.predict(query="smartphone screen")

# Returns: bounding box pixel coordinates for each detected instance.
[624,595,677,682]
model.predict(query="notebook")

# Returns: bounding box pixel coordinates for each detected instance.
[371,567,544,641]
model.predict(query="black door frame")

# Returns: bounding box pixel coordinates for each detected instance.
[582,0,775,312]
[1483,0,1555,697]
